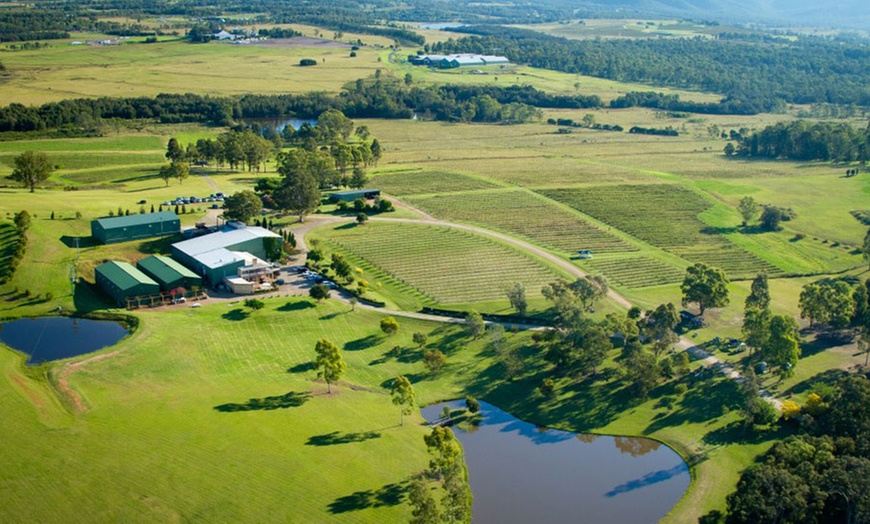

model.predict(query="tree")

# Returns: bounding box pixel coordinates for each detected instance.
[171,161,189,185]
[745,272,771,310]
[317,109,354,143]
[742,306,771,359]
[579,323,612,376]
[13,210,31,231]
[243,298,264,311]
[330,253,352,282]
[863,228,870,270]
[380,316,399,336]
[622,349,659,399]
[408,478,441,524]
[158,164,174,186]
[760,205,783,231]
[737,196,759,226]
[275,167,321,223]
[505,282,528,316]
[349,166,368,189]
[413,332,428,348]
[355,212,368,225]
[464,310,485,339]
[764,315,800,379]
[681,263,730,317]
[799,280,855,330]
[571,275,609,312]
[390,375,415,426]
[309,283,330,301]
[314,338,346,394]
[223,190,263,224]
[724,142,736,156]
[424,426,462,481]
[423,349,446,372]
[370,139,382,166]
[645,303,680,351]
[726,464,810,524]
[10,151,54,192]
[165,137,185,162]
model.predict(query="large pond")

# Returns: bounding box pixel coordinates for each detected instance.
[422,401,690,524]
[0,316,129,365]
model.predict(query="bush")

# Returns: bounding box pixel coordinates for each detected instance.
[465,396,480,413]
[299,58,317,66]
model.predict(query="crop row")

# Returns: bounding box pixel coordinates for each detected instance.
[320,222,561,304]
[409,190,636,254]
[540,184,785,278]
[373,170,500,196]
[586,256,686,288]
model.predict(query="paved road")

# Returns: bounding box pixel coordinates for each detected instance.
[290,206,779,408]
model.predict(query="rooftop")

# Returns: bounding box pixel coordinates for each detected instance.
[93,211,179,230]
[172,226,280,258]
[137,255,200,283]
[96,261,158,290]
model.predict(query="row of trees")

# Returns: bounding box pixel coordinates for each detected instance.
[731,120,870,162]
[435,25,870,108]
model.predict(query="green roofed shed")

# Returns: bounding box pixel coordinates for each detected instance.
[137,255,202,292]
[95,261,160,306]
[91,212,180,244]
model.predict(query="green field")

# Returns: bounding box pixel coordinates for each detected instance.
[407,189,637,255]
[313,221,568,306]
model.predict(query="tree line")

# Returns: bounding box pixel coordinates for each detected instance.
[731,120,870,162]
[433,25,870,109]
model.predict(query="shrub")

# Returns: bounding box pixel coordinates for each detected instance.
[299,58,317,66]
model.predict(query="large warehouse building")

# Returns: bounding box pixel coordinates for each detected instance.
[95,261,160,306]
[91,212,181,244]
[136,255,203,292]
[170,225,281,286]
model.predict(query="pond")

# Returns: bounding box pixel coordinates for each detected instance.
[0,316,129,365]
[244,118,318,133]
[421,401,690,524]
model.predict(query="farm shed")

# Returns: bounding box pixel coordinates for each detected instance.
[91,212,180,244]
[329,189,381,203]
[136,255,202,292]
[410,54,509,68]
[95,261,160,306]
[171,225,281,286]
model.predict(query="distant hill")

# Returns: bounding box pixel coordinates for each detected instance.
[586,0,870,29]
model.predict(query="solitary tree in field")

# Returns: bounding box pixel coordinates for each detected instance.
[738,196,759,227]
[10,151,54,192]
[863,228,870,269]
[166,137,185,162]
[465,310,485,339]
[390,375,416,426]
[413,332,428,348]
[681,263,730,318]
[314,338,346,394]
[380,316,399,336]
[309,283,330,302]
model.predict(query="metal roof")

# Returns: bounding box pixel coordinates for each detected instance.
[93,211,179,230]
[194,248,245,269]
[137,255,200,283]
[95,261,158,290]
[172,226,280,258]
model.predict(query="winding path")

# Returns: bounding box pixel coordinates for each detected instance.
[293,203,780,408]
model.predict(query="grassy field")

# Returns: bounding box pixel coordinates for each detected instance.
[0,295,787,523]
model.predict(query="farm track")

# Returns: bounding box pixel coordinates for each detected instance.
[296,203,777,406]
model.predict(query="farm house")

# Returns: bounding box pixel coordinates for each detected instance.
[136,255,202,292]
[170,224,281,287]
[95,261,160,306]
[329,189,381,203]
[91,211,180,244]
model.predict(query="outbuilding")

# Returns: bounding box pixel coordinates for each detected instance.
[136,255,203,292]
[91,212,180,244]
[171,225,281,286]
[95,261,160,306]
[329,189,381,203]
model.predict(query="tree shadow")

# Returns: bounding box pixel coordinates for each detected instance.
[782,368,851,397]
[222,308,250,321]
[320,311,348,321]
[138,234,181,254]
[327,481,408,514]
[344,334,381,351]
[379,373,428,389]
[644,376,743,435]
[287,361,316,373]
[800,331,854,358]
[60,235,98,248]
[214,391,311,412]
[278,300,315,312]
[702,419,793,447]
[306,430,382,446]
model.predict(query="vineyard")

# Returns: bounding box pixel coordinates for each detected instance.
[586,256,686,288]
[373,170,500,196]
[317,222,563,304]
[541,184,783,279]
[408,190,636,255]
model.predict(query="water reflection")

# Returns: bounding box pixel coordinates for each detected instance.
[422,400,689,524]
[0,316,128,364]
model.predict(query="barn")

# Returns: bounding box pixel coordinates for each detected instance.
[95,261,160,306]
[136,255,203,292]
[329,189,381,203]
[170,225,281,287]
[91,212,181,244]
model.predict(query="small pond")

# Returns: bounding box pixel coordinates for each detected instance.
[243,118,318,133]
[422,401,690,524]
[0,316,129,365]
